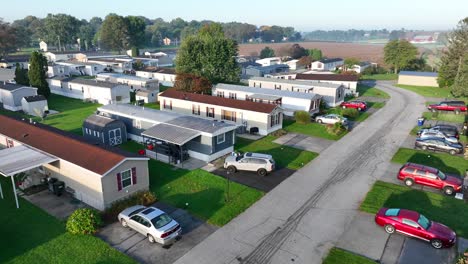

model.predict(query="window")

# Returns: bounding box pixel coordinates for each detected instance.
[120,169,132,189]
[270,112,282,127]
[69,85,72,90]
[206,107,215,118]
[217,133,225,144]
[221,110,236,122]
[403,168,415,174]
[418,214,431,230]
[229,93,237,99]
[81,87,84,93]
[217,91,224,97]
[402,219,420,229]
[151,213,173,229]
[192,104,200,115]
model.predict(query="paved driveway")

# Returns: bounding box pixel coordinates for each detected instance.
[174,81,430,264]
[98,202,217,264]
[273,133,334,153]
[399,237,456,264]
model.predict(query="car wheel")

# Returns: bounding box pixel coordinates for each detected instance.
[384,224,395,234]
[431,239,443,249]
[342,106,346,109]
[358,107,362,111]
[404,178,414,187]
[421,145,428,151]
[227,166,236,174]
[443,186,454,195]
[449,150,456,155]
[257,168,267,177]
[317,119,323,124]
[148,234,156,243]
[121,219,128,227]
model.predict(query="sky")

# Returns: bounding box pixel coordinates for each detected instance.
[3,0,467,31]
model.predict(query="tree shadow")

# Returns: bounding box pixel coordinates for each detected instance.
[406,152,462,175]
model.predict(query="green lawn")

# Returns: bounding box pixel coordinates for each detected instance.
[323,248,377,264]
[143,102,160,110]
[360,73,398,81]
[357,84,390,99]
[360,181,468,237]
[120,141,264,226]
[0,177,136,264]
[368,101,386,109]
[391,148,467,175]
[159,85,172,92]
[283,119,347,140]
[235,135,318,170]
[396,84,468,101]
[422,112,467,123]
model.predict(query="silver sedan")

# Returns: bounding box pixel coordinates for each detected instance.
[315,114,348,125]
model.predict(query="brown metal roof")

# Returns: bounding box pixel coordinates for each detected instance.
[0,115,143,175]
[159,89,277,114]
[296,74,359,82]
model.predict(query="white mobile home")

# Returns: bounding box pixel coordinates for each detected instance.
[0,83,38,111]
[96,73,159,91]
[135,68,176,87]
[295,74,358,95]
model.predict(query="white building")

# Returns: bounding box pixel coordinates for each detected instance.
[248,77,345,107]
[135,68,176,87]
[39,41,48,52]
[284,59,300,70]
[136,89,158,103]
[0,83,38,111]
[159,89,283,136]
[213,83,321,116]
[47,77,131,105]
[21,95,49,117]
[255,57,282,66]
[311,58,344,71]
[350,62,371,74]
[295,74,359,95]
[86,57,133,73]
[47,61,107,78]
[96,73,159,91]
[44,51,87,62]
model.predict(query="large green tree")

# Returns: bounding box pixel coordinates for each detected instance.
[259,46,275,59]
[438,17,468,88]
[176,23,240,84]
[450,53,468,97]
[40,14,81,51]
[125,16,146,48]
[28,51,50,98]
[308,48,323,61]
[14,63,29,85]
[384,39,418,73]
[99,14,129,53]
[0,19,17,58]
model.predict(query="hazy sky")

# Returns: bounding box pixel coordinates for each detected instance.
[3,0,467,31]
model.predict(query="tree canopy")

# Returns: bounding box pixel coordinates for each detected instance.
[99,14,130,53]
[259,46,275,59]
[308,49,323,61]
[14,63,29,86]
[0,20,17,59]
[384,40,418,73]
[28,51,50,98]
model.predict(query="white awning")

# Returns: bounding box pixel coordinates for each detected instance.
[0,145,58,177]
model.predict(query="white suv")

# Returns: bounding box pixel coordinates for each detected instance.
[224,152,275,176]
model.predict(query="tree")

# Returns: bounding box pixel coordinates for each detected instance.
[174,73,212,94]
[28,51,50,98]
[0,20,17,58]
[125,16,146,48]
[438,17,468,88]
[308,49,323,61]
[77,24,95,50]
[40,14,81,51]
[297,56,312,68]
[259,46,275,59]
[450,54,468,97]
[131,47,140,57]
[132,60,145,70]
[176,23,240,85]
[14,63,29,85]
[344,58,360,71]
[99,14,129,53]
[288,43,307,59]
[384,40,418,73]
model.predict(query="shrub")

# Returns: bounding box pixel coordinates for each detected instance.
[341,108,359,119]
[270,129,288,137]
[66,208,102,235]
[327,122,347,136]
[102,190,157,224]
[431,111,439,120]
[294,111,311,124]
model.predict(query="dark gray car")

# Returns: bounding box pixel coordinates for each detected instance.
[415,137,463,155]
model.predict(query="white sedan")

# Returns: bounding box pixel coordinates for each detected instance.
[118,205,182,245]
[315,114,348,125]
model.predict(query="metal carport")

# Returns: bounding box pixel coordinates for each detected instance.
[0,145,58,208]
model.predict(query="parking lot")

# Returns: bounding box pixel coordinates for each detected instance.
[98,202,218,264]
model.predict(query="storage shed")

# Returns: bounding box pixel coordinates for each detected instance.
[21,95,48,117]
[82,114,127,146]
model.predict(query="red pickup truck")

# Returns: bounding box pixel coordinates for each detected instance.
[427,101,467,113]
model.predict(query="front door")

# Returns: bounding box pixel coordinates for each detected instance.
[108,128,122,146]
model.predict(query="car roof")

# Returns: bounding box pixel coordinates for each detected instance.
[398,209,420,221]
[433,125,457,130]
[404,162,438,173]
[138,206,165,219]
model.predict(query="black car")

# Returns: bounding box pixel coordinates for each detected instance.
[415,137,464,155]
[419,125,459,139]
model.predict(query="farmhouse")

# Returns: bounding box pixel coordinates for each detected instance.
[135,67,176,87]
[158,89,283,136]
[213,83,321,116]
[311,58,344,71]
[47,77,131,105]
[248,77,345,107]
[97,104,237,163]
[0,82,38,111]
[295,73,358,95]
[398,71,438,87]
[0,115,150,210]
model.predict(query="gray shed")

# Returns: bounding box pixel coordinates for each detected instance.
[21,95,48,117]
[82,114,127,146]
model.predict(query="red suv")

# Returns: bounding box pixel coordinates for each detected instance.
[340,100,367,111]
[427,101,467,113]
[397,163,463,195]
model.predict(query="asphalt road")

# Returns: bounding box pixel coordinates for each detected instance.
[174,81,426,264]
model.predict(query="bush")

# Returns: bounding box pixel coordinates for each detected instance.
[431,111,439,119]
[341,108,359,119]
[270,129,288,137]
[102,190,157,224]
[294,111,311,124]
[327,122,347,136]
[66,208,102,235]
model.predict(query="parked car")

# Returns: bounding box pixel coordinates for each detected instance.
[397,162,463,195]
[418,129,459,144]
[340,101,367,111]
[415,137,464,155]
[418,125,459,139]
[118,205,182,245]
[315,114,348,125]
[427,101,467,113]
[224,152,275,176]
[375,208,456,249]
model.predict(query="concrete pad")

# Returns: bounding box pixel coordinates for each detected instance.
[399,237,457,264]
[336,212,389,261]
[0,69,14,81]
[22,189,85,220]
[273,133,334,153]
[380,234,405,264]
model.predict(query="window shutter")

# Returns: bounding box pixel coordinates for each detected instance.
[132,167,137,185]
[117,173,122,191]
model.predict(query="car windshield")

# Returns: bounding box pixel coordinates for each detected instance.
[150,213,173,229]
[418,214,431,230]
[437,170,447,180]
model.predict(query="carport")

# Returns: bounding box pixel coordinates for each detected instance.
[0,145,58,208]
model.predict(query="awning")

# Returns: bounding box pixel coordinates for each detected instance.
[250,93,282,101]
[0,145,58,177]
[142,123,200,146]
